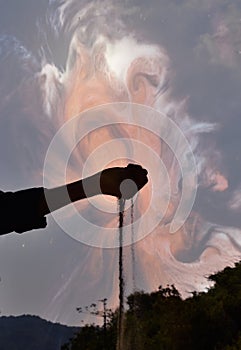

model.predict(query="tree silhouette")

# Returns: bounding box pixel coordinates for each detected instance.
[62,261,241,350]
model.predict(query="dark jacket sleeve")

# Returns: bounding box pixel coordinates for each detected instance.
[0,188,47,235]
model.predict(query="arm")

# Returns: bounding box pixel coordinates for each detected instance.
[39,163,148,216]
[0,164,148,235]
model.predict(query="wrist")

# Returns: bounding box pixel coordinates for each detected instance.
[82,173,102,198]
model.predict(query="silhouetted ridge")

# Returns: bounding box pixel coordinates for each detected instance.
[0,314,79,350]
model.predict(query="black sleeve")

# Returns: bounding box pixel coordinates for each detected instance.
[0,188,47,235]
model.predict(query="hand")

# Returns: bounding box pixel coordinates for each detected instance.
[100,163,148,199]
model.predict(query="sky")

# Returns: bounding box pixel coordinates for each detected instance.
[1,0,241,327]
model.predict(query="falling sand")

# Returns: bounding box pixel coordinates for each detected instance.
[117,198,125,350]
[117,198,139,350]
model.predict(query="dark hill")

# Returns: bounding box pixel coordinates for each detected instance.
[0,314,79,350]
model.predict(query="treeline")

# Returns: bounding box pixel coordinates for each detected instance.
[62,262,241,350]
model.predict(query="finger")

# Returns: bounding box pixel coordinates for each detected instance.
[126,164,148,177]
[127,163,143,171]
[136,176,148,190]
[128,168,148,183]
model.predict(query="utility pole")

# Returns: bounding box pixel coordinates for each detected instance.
[99,298,108,348]
[76,298,111,349]
[99,298,108,333]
